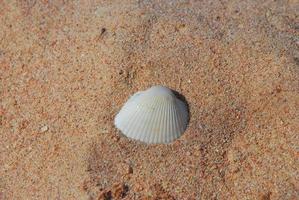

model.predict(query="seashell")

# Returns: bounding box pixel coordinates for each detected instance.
[114,85,189,144]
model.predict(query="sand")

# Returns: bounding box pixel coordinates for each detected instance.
[1,0,298,199]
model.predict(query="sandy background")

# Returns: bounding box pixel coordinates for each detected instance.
[1,0,298,199]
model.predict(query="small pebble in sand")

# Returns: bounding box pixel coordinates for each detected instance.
[112,135,120,142]
[118,163,133,175]
[97,183,128,199]
[40,125,49,133]
[128,165,133,174]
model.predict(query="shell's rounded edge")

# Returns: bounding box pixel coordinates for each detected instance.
[144,85,174,97]
[114,85,189,144]
[176,98,189,131]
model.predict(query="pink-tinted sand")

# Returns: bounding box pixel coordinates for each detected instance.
[1,1,298,199]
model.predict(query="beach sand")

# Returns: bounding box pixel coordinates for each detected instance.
[1,0,298,199]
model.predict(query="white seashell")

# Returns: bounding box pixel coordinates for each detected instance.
[114,85,189,144]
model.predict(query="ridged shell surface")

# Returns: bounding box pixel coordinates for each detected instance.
[114,85,188,144]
